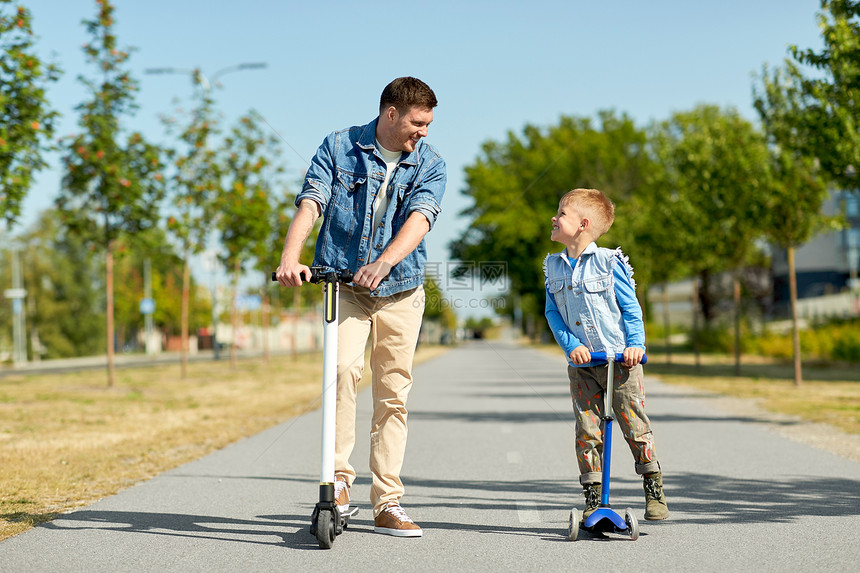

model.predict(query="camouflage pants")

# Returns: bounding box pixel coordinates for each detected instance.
[568,363,660,485]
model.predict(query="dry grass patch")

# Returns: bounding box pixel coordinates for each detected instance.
[642,351,860,435]
[0,345,448,541]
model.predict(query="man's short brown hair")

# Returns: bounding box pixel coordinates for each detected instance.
[380,77,437,114]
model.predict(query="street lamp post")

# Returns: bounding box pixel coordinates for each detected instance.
[4,245,27,366]
[144,62,267,96]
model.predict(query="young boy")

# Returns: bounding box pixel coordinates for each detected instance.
[543,188,669,521]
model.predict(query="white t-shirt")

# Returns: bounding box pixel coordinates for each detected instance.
[373,140,401,232]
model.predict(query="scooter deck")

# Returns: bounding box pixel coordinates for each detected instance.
[582,507,627,533]
[340,506,359,527]
[341,507,359,518]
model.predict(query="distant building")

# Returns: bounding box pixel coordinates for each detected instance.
[771,189,860,315]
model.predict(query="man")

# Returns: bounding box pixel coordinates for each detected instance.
[275,77,446,537]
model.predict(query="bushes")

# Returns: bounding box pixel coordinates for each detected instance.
[660,318,860,363]
[831,325,860,362]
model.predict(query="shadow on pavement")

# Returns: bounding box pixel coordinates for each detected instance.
[39,509,339,550]
[410,408,806,428]
[666,471,860,523]
[33,470,859,548]
[401,472,860,525]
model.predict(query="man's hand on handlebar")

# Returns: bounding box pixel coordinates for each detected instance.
[353,260,392,291]
[275,261,312,287]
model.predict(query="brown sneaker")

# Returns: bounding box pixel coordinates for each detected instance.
[373,502,422,537]
[334,476,350,513]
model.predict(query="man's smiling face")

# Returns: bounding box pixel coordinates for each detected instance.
[378,105,433,153]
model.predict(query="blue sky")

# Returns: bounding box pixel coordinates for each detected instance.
[15,0,824,306]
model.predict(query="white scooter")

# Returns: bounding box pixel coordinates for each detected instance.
[273,266,359,549]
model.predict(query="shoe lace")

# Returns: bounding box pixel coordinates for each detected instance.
[334,479,348,499]
[585,487,601,508]
[384,503,414,523]
[644,478,663,500]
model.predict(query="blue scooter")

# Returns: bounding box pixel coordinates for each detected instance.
[568,352,647,541]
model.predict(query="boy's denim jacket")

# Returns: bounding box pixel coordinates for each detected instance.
[296,118,447,297]
[544,242,645,367]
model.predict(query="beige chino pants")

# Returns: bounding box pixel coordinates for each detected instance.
[333,284,424,516]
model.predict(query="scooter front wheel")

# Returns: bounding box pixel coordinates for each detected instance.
[567,508,580,541]
[624,508,639,541]
[315,509,335,549]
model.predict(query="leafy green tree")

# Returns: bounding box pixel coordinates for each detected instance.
[13,210,104,359]
[451,111,652,337]
[56,0,165,386]
[162,72,222,376]
[755,64,843,386]
[215,111,282,367]
[263,190,321,359]
[780,0,860,190]
[112,228,212,351]
[648,105,772,373]
[422,275,458,335]
[0,0,60,230]
[626,145,693,363]
[249,181,294,361]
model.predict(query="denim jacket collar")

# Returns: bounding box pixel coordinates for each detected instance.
[559,241,598,266]
[355,117,420,166]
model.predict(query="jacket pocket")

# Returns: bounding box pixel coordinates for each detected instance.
[583,275,611,294]
[333,170,366,211]
[548,279,567,312]
[582,274,613,318]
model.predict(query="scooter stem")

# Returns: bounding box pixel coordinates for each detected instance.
[320,277,339,485]
[600,356,615,506]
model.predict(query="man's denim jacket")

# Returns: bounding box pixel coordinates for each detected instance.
[296,118,446,297]
[544,242,645,367]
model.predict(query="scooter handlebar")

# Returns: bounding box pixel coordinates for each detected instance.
[271,266,354,284]
[589,351,648,365]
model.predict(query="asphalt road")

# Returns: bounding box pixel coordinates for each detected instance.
[1,341,858,572]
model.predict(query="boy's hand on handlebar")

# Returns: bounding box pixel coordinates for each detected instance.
[354,260,392,291]
[569,345,591,365]
[275,261,311,287]
[622,347,645,367]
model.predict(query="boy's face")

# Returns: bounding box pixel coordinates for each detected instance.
[551,201,585,244]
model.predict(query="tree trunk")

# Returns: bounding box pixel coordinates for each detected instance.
[181,256,191,379]
[699,269,714,324]
[662,283,672,364]
[106,242,115,388]
[230,259,239,369]
[733,273,741,377]
[788,246,803,386]
[692,277,701,370]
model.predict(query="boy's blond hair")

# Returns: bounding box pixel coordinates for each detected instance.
[560,188,615,239]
